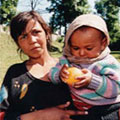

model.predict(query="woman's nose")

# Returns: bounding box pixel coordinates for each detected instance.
[28,34,37,43]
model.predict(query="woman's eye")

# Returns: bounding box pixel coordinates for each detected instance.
[33,30,41,35]
[20,34,27,40]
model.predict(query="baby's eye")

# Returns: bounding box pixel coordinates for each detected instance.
[86,47,93,51]
[72,47,79,50]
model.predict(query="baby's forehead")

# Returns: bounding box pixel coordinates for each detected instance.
[69,27,106,45]
[75,26,100,32]
[74,26,105,38]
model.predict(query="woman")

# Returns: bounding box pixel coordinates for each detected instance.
[0,11,87,120]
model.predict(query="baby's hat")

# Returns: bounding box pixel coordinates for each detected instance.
[65,14,110,45]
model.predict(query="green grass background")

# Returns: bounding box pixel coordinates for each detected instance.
[0,33,120,86]
[0,33,22,85]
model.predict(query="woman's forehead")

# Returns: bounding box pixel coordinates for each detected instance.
[25,20,42,32]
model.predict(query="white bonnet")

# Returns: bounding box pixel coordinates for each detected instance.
[65,14,110,45]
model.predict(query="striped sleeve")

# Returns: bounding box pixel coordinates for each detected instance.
[49,56,70,84]
[88,57,120,99]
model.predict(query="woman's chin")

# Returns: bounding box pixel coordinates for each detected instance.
[29,50,44,58]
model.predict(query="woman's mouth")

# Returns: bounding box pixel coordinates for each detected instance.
[31,46,42,51]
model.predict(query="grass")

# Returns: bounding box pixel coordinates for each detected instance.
[0,33,120,86]
[0,33,23,85]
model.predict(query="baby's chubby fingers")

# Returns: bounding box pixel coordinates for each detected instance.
[82,68,92,84]
[60,64,69,81]
[73,69,92,88]
[75,74,85,80]
[73,79,86,88]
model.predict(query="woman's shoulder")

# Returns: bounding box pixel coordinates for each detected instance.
[4,61,27,79]
[8,61,27,72]
[2,61,27,87]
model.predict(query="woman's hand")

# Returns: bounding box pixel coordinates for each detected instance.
[73,68,92,88]
[20,102,88,120]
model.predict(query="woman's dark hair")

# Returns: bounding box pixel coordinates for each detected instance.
[10,11,52,50]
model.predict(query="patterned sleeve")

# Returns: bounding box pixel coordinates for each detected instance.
[88,56,120,99]
[0,112,5,120]
[0,85,7,120]
[0,67,10,119]
[0,66,21,120]
[49,56,70,84]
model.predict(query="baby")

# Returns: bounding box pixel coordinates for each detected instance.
[49,14,120,119]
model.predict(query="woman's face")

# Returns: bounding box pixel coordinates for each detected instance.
[18,19,48,59]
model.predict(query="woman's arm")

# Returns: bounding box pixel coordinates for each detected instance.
[20,102,87,120]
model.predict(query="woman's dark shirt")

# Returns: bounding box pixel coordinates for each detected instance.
[0,61,73,120]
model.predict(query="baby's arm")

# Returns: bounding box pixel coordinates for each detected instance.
[49,62,63,84]
[49,56,70,84]
[72,61,120,101]
[86,59,120,99]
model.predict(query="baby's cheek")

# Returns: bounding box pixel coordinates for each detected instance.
[90,52,100,58]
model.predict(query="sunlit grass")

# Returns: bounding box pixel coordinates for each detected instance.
[0,33,22,85]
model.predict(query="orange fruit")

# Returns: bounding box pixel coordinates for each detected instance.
[64,67,83,85]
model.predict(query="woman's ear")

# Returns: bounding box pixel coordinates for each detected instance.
[101,37,107,50]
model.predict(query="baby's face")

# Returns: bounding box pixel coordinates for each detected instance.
[70,27,106,59]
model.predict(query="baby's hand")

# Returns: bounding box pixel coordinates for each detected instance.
[73,68,92,88]
[60,64,69,83]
